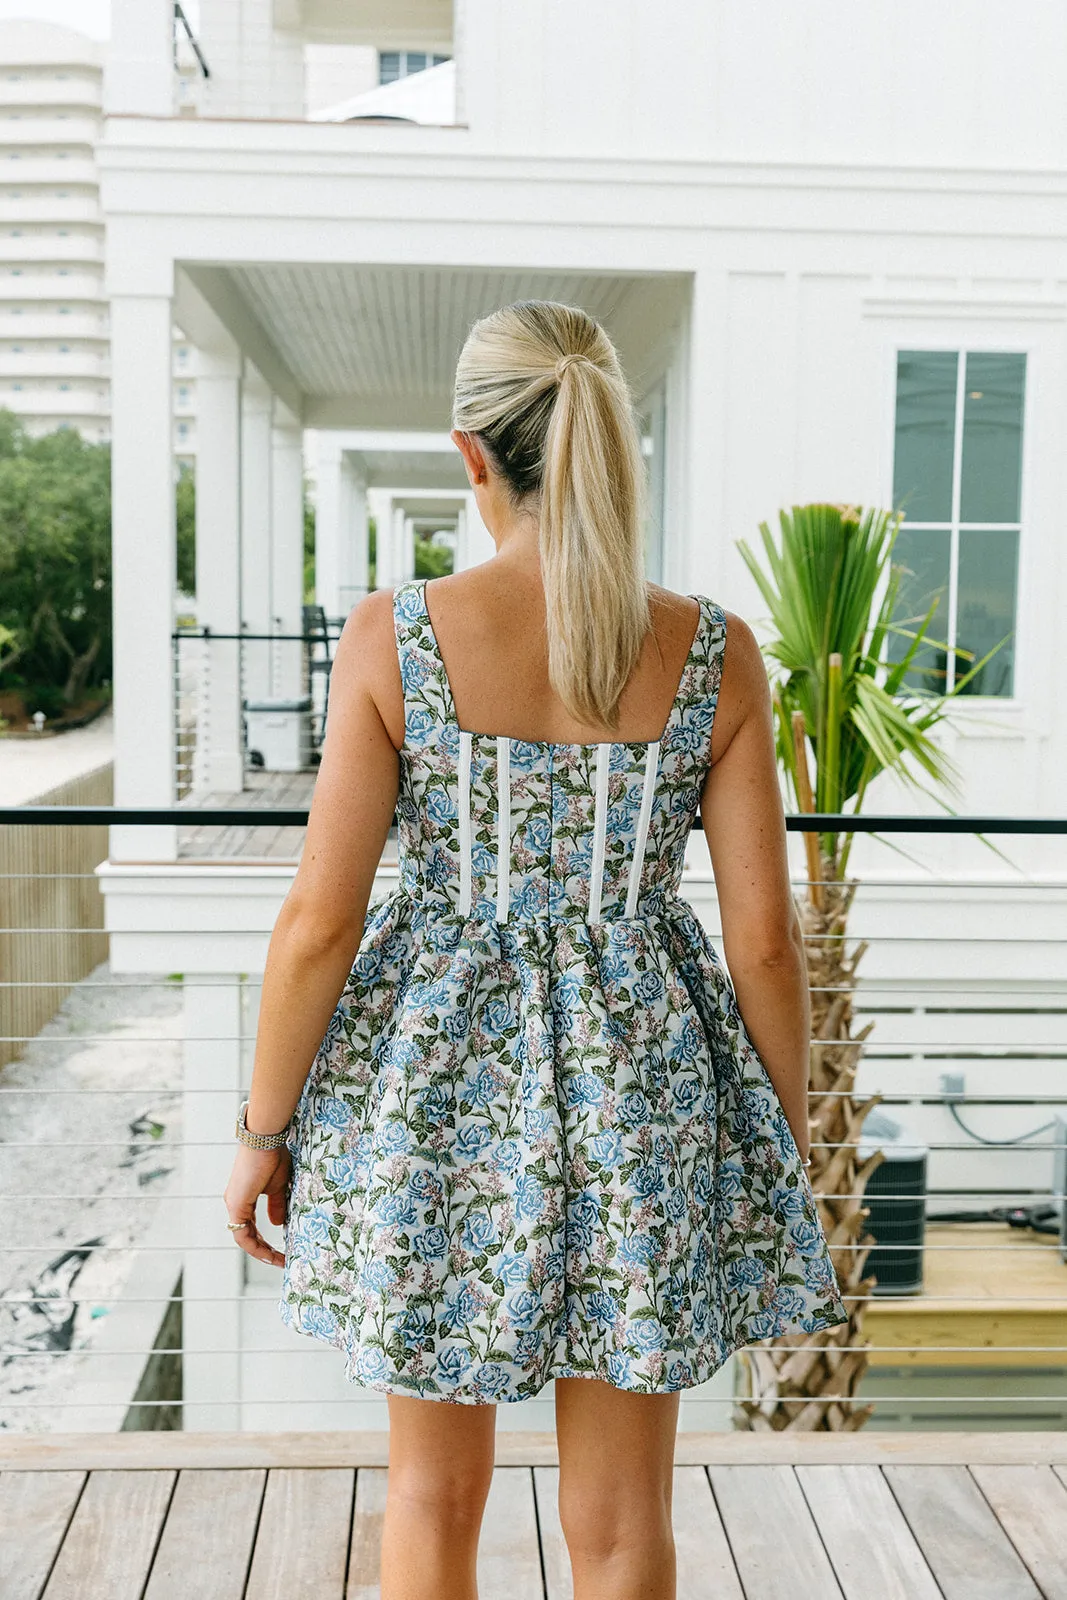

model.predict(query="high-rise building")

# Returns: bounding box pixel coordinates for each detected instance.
[0,19,195,456]
[0,20,107,441]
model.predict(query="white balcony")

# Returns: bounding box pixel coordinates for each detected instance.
[0,270,104,301]
[0,156,97,186]
[1,382,108,415]
[16,409,110,440]
[0,115,99,146]
[0,348,108,379]
[0,76,102,111]
[0,230,103,263]
[0,194,101,224]
[0,310,106,340]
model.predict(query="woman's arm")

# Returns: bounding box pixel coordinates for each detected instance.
[700,615,811,1161]
[223,590,402,1263]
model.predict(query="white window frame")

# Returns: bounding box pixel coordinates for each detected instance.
[885,336,1034,708]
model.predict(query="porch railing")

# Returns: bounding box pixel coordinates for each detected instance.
[0,811,1064,1433]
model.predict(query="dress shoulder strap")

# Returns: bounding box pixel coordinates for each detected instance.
[664,595,727,754]
[392,579,457,749]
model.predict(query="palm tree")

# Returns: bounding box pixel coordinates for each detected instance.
[733,503,990,1432]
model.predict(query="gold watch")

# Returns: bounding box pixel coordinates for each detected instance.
[235,1099,290,1151]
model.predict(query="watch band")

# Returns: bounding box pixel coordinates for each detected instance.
[235,1099,291,1151]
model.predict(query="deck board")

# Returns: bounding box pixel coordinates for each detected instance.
[533,1466,573,1600]
[708,1465,843,1598]
[969,1465,1067,1599]
[347,1467,388,1600]
[144,1468,265,1600]
[244,1468,354,1600]
[477,1468,544,1599]
[795,1464,942,1599]
[0,1471,85,1600]
[884,1465,1041,1600]
[42,1469,175,1600]
[4,1434,1065,1597]
[671,1465,744,1598]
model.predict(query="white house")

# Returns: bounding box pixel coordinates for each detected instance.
[96,0,1067,1432]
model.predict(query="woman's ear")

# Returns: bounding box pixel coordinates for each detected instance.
[451,429,488,486]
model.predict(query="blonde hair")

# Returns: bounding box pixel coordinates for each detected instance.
[452,300,648,729]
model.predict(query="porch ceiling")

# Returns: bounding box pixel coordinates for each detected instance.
[179,263,689,430]
[353,450,468,490]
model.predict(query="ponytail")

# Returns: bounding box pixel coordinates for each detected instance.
[452,301,648,728]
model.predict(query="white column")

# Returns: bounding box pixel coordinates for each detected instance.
[378,503,411,587]
[109,293,176,861]
[240,373,274,706]
[182,975,243,1431]
[193,351,244,794]
[461,489,496,567]
[270,412,305,700]
[681,268,721,594]
[341,462,369,615]
[105,0,174,115]
[313,435,345,625]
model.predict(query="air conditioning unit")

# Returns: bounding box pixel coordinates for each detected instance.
[858,1109,929,1297]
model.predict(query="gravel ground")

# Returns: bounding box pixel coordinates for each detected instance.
[0,963,182,1431]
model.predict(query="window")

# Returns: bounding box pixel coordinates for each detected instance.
[378,50,451,85]
[890,350,1025,698]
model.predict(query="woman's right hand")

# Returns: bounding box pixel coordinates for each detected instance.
[223,1144,291,1268]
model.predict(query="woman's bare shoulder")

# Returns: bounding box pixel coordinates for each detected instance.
[710,610,771,760]
[331,588,406,749]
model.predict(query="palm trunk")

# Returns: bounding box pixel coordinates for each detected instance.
[737,834,883,1428]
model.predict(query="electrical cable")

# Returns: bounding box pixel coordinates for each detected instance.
[947,1102,1058,1146]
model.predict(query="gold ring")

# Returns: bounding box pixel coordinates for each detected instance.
[227,1221,250,1232]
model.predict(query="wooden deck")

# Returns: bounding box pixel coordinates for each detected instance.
[866,1223,1067,1368]
[2,1432,1066,1599]
[178,770,316,860]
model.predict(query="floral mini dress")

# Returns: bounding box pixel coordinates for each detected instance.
[280,579,845,1404]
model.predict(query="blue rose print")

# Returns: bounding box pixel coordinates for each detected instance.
[588,1129,623,1168]
[279,579,845,1406]
[413,1226,449,1262]
[460,1210,498,1253]
[514,1174,546,1221]
[455,1123,493,1161]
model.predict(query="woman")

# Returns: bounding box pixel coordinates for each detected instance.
[224,300,844,1599]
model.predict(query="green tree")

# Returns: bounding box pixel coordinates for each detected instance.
[734,503,979,1432]
[0,414,112,711]
[176,464,196,596]
[304,480,315,603]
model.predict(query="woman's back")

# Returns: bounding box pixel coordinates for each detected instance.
[391,574,724,927]
[408,568,705,747]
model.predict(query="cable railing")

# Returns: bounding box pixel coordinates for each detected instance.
[172,617,338,799]
[0,808,1064,1433]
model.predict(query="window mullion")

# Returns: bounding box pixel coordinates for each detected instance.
[946,349,966,693]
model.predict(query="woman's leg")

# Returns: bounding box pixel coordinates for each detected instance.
[555,1377,679,1600]
[380,1393,497,1600]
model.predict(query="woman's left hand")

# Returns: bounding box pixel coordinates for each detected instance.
[223,1145,292,1268]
